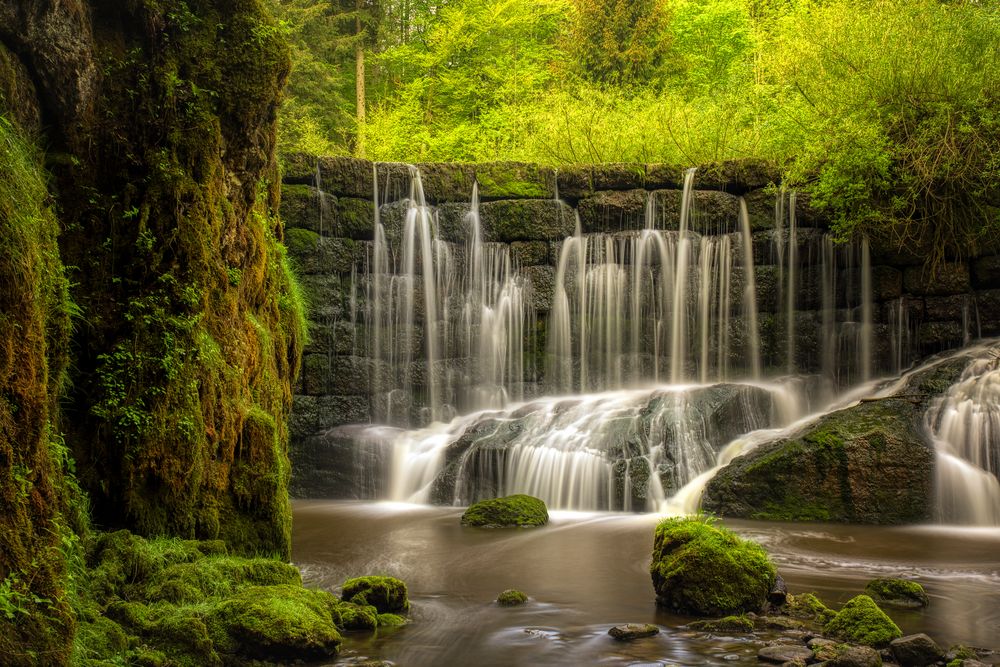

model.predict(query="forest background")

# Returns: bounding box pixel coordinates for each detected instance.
[267,0,999,263]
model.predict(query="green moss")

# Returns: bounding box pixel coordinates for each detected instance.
[461,494,549,527]
[377,613,408,627]
[329,601,378,631]
[785,592,836,624]
[285,227,321,253]
[688,614,754,632]
[145,556,301,604]
[865,577,929,608]
[0,115,75,666]
[341,576,409,614]
[649,516,776,616]
[824,594,902,647]
[206,585,342,663]
[496,589,529,606]
[474,163,554,198]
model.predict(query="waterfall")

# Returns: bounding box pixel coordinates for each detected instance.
[334,163,919,511]
[385,381,804,511]
[925,351,1000,525]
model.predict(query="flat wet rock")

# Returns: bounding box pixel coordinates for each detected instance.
[757,645,814,664]
[608,623,660,641]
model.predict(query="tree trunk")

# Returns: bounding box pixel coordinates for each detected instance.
[355,11,366,158]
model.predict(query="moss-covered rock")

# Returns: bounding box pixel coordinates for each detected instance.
[341,576,409,614]
[474,162,556,199]
[688,614,755,633]
[461,494,549,527]
[73,531,400,665]
[496,589,528,606]
[785,592,837,624]
[649,516,776,616]
[480,199,575,241]
[703,348,990,524]
[206,584,343,662]
[824,595,902,647]
[865,578,929,609]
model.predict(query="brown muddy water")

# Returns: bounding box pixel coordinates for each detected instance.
[292,501,1000,666]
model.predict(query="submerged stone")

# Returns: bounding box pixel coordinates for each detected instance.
[824,595,902,647]
[865,578,929,609]
[461,494,549,527]
[649,516,776,616]
[608,623,660,641]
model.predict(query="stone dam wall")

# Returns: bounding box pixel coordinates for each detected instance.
[279,154,1000,445]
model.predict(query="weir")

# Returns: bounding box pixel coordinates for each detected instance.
[292,161,1000,523]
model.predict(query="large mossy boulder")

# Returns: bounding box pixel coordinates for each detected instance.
[649,516,776,616]
[824,595,903,647]
[701,352,981,524]
[461,494,549,527]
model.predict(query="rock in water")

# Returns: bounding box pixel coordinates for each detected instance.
[608,624,660,641]
[757,645,814,664]
[341,576,409,614]
[826,645,883,667]
[650,516,776,616]
[496,589,528,606]
[461,494,549,527]
[824,595,902,647]
[865,578,929,609]
[889,633,945,666]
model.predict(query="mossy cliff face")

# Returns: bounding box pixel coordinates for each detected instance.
[701,353,976,523]
[0,0,305,556]
[0,111,75,664]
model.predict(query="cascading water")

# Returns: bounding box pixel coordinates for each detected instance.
[925,350,1000,525]
[334,163,929,512]
[363,166,531,425]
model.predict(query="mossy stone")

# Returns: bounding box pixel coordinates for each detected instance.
[649,516,776,616]
[824,594,903,647]
[377,613,408,627]
[688,614,755,632]
[341,576,409,614]
[496,589,528,606]
[785,592,836,624]
[206,585,343,662]
[461,494,549,527]
[865,578,929,609]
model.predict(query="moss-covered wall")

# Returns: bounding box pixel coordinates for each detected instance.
[0,62,75,663]
[0,0,304,561]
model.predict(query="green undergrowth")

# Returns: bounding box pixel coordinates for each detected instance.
[72,531,406,665]
[650,515,775,616]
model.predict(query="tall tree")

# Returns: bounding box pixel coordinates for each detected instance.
[570,0,671,85]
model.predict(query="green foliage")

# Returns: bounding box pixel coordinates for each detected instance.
[570,0,669,85]
[496,589,528,606]
[460,494,550,527]
[864,577,929,609]
[279,0,1000,265]
[823,594,902,647]
[649,515,776,616]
